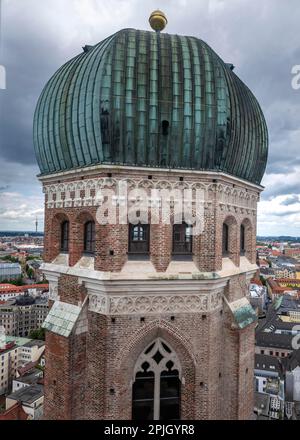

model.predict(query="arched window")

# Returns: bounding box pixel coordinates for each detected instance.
[222,223,229,256]
[129,224,150,254]
[240,224,245,255]
[84,221,95,254]
[173,223,193,255]
[60,221,69,252]
[132,339,181,421]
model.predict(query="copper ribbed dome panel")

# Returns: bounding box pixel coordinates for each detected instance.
[33,29,268,184]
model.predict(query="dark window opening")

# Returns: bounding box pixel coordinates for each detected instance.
[160,369,180,420]
[60,221,69,252]
[240,224,245,255]
[84,221,95,254]
[172,223,193,255]
[129,224,150,254]
[162,120,169,136]
[132,369,155,421]
[222,223,229,256]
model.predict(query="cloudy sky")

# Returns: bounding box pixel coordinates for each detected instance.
[0,0,300,235]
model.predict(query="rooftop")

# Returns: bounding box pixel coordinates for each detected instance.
[0,336,37,355]
[254,392,271,418]
[0,283,49,294]
[7,384,43,405]
[255,354,283,375]
[15,368,43,385]
[256,331,293,350]
[281,349,300,372]
[23,340,45,348]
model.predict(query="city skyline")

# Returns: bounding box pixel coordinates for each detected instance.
[0,0,300,234]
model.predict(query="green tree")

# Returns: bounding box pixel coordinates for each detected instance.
[0,255,18,263]
[29,327,46,341]
[27,268,34,279]
[1,276,24,286]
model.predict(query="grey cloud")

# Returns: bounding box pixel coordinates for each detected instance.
[261,178,300,200]
[280,195,300,206]
[272,210,300,217]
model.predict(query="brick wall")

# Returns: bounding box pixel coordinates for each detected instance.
[43,273,254,420]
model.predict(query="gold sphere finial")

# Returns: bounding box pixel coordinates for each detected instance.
[149,10,168,32]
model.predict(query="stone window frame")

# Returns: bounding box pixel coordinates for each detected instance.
[132,338,181,420]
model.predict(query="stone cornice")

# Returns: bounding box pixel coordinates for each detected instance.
[41,261,256,285]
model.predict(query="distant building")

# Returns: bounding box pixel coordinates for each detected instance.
[5,383,44,420]
[15,245,44,256]
[0,263,21,282]
[282,350,300,404]
[0,337,45,395]
[0,402,28,420]
[0,295,48,337]
[284,249,300,259]
[27,260,44,282]
[260,267,275,279]
[249,282,267,317]
[273,267,297,279]
[259,260,270,269]
[275,295,300,323]
[254,392,271,420]
[255,297,300,361]
[0,283,49,302]
[266,278,298,300]
[12,367,43,393]
[255,354,283,393]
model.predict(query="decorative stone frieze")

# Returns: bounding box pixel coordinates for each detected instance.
[88,290,223,316]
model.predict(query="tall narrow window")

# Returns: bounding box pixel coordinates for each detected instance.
[129,224,150,254]
[84,221,95,254]
[173,223,193,255]
[240,224,245,255]
[132,364,154,420]
[162,120,169,136]
[132,339,181,421]
[60,221,69,252]
[222,223,229,256]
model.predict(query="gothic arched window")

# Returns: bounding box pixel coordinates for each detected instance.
[60,221,69,252]
[129,224,150,254]
[132,339,181,421]
[84,221,95,254]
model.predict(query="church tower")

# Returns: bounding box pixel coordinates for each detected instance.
[33,12,268,420]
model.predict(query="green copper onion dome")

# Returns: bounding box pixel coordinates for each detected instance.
[33,28,268,184]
